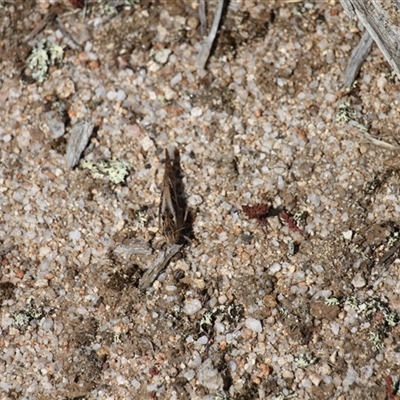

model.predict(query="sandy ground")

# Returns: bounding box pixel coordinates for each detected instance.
[1,1,400,399]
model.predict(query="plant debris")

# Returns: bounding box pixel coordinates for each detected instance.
[242,204,307,237]
[242,203,269,220]
[385,376,400,400]
[279,211,306,236]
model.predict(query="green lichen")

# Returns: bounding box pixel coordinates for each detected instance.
[113,333,122,344]
[335,101,353,124]
[27,39,64,83]
[339,296,399,350]
[13,298,44,328]
[80,159,131,184]
[325,297,339,306]
[295,353,317,369]
[369,331,384,351]
[199,304,243,334]
[135,209,149,226]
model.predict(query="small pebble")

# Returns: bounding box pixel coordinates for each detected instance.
[47,118,65,139]
[187,16,199,30]
[269,263,281,274]
[351,272,366,288]
[218,295,228,304]
[107,90,117,101]
[53,322,64,335]
[330,322,340,335]
[312,264,325,274]
[183,299,202,315]
[183,369,196,381]
[343,367,359,387]
[2,134,12,142]
[116,89,127,101]
[308,193,321,207]
[116,376,128,385]
[342,230,353,240]
[301,378,312,389]
[245,317,262,333]
[190,106,203,117]
[89,60,100,69]
[141,136,154,152]
[78,51,90,63]
[87,51,98,61]
[170,72,182,86]
[84,41,93,52]
[41,317,53,331]
[154,48,171,64]
[309,373,323,386]
[188,194,203,206]
[277,176,285,189]
[325,93,337,102]
[197,335,208,345]
[95,86,106,97]
[131,379,140,389]
[197,359,223,391]
[214,322,225,333]
[69,230,81,241]
[56,78,75,99]
[376,75,387,90]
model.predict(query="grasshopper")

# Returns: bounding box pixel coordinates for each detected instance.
[159,149,184,244]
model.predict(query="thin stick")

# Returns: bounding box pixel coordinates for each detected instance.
[372,240,400,287]
[24,12,56,43]
[198,0,207,37]
[56,17,82,50]
[139,244,182,290]
[196,0,225,71]
[345,31,374,87]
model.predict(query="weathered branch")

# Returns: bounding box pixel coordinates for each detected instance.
[339,0,400,77]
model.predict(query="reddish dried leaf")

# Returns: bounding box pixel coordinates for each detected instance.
[242,203,270,235]
[386,376,394,400]
[242,203,269,220]
[68,0,84,8]
[279,211,304,235]
[386,376,400,400]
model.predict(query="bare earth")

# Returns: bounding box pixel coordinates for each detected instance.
[1,1,400,399]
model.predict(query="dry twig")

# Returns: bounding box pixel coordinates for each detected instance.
[345,31,373,87]
[24,12,56,43]
[196,0,225,71]
[139,244,182,290]
[198,0,207,37]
